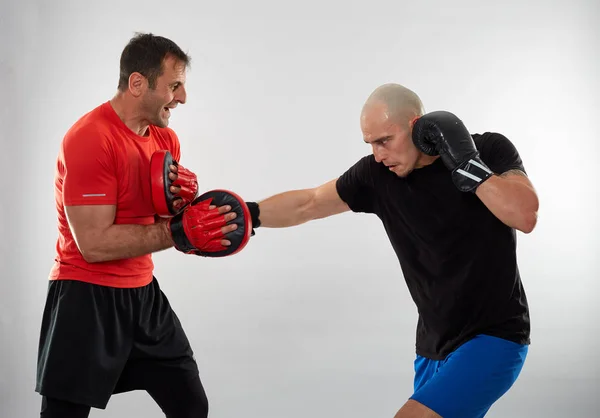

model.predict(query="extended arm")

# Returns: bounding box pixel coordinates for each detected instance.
[252,178,351,228]
[475,169,539,233]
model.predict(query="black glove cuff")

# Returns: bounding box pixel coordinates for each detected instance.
[246,201,261,229]
[451,155,493,193]
[168,212,196,253]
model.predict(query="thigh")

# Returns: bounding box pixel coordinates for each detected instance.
[114,277,207,417]
[40,396,91,418]
[413,356,442,392]
[35,280,135,409]
[409,335,529,418]
[133,277,197,365]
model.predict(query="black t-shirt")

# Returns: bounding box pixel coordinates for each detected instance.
[336,132,531,360]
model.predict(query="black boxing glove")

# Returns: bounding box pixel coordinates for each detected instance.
[412,111,493,192]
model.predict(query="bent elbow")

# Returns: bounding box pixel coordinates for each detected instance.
[80,249,99,263]
[519,211,538,234]
[78,243,103,263]
[519,194,539,234]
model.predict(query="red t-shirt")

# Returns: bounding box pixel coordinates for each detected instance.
[49,101,181,288]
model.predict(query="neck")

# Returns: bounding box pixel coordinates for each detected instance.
[110,92,150,136]
[415,153,440,169]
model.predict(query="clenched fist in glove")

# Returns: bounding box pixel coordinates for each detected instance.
[151,150,199,216]
[167,189,253,257]
[412,111,494,192]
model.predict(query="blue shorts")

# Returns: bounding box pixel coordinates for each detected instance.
[410,334,528,418]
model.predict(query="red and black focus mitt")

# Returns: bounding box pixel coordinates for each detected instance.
[168,189,253,257]
[151,150,199,217]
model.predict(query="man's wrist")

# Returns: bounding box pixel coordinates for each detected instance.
[452,155,493,193]
[156,217,176,248]
[246,201,261,228]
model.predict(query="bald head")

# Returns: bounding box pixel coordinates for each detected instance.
[360,84,432,178]
[361,83,425,127]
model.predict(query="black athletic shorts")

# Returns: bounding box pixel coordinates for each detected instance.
[35,277,204,410]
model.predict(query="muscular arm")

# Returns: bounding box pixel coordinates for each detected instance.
[475,169,539,233]
[66,205,174,263]
[257,178,351,228]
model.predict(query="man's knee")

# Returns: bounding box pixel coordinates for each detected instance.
[394,399,442,418]
[181,388,209,418]
[168,393,208,418]
[152,373,209,418]
[168,396,208,418]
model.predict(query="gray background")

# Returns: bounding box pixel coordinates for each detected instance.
[1,0,598,417]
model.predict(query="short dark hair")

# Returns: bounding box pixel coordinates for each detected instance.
[117,33,191,91]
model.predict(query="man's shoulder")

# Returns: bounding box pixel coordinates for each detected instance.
[59,103,118,161]
[472,131,518,154]
[64,102,112,141]
[472,131,507,146]
[341,153,381,179]
[472,131,525,173]
[352,153,377,169]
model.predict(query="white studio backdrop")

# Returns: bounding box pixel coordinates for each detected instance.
[1,0,598,417]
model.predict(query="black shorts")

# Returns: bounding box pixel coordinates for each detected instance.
[35,277,204,410]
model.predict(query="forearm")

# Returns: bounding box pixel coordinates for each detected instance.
[257,189,315,228]
[475,175,539,233]
[82,221,174,263]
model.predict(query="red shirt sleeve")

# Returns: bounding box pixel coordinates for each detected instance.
[60,126,118,206]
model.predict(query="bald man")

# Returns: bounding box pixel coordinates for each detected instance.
[244,84,538,418]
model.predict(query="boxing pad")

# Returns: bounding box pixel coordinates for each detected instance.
[168,189,253,257]
[151,150,199,216]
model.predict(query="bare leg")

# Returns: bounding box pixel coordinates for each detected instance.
[393,399,443,418]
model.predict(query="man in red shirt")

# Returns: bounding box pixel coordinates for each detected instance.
[36,33,241,417]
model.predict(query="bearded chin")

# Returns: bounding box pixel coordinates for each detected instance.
[141,100,167,127]
[153,112,168,128]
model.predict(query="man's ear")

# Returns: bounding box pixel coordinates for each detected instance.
[409,115,420,129]
[128,72,146,97]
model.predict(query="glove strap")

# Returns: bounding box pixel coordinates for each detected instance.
[246,201,261,236]
[451,155,493,193]
[246,202,261,227]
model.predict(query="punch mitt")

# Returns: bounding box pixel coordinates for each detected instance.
[151,150,199,216]
[168,189,253,257]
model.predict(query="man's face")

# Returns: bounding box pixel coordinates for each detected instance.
[140,55,187,128]
[361,103,421,177]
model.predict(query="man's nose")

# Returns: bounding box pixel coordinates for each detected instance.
[176,85,187,104]
[372,145,384,163]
